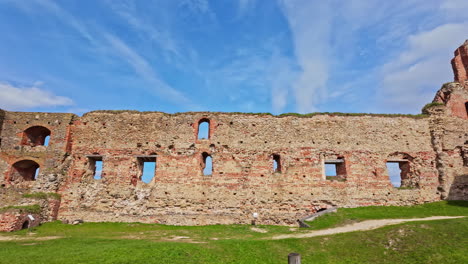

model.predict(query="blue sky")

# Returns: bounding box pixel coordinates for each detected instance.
[0,0,467,115]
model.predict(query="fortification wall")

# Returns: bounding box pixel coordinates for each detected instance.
[0,41,467,227]
[0,111,75,192]
[52,111,440,225]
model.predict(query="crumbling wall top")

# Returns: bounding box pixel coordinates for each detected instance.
[451,40,468,85]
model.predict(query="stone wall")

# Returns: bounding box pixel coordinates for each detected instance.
[0,211,40,232]
[0,41,467,227]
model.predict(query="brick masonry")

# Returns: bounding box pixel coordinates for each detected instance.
[0,41,467,228]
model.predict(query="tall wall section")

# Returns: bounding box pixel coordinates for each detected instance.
[0,41,467,227]
[55,111,439,225]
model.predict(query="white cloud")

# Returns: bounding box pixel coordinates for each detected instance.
[377,22,468,113]
[0,83,73,110]
[279,0,332,113]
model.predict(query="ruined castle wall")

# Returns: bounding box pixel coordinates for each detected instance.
[55,111,439,225]
[0,111,75,191]
[431,83,468,200]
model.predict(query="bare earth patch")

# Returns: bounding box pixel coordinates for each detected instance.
[271,216,465,240]
[250,227,268,233]
[0,236,62,241]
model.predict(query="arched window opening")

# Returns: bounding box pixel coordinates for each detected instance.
[202,152,212,176]
[198,119,210,140]
[21,126,51,146]
[22,221,29,230]
[87,155,103,180]
[137,155,157,184]
[273,154,281,173]
[10,160,40,181]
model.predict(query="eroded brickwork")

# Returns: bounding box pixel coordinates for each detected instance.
[0,41,467,228]
[452,40,468,85]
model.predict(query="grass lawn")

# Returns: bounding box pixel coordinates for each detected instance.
[0,201,466,264]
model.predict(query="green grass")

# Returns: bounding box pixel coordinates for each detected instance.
[0,201,466,264]
[305,200,468,230]
[22,192,61,200]
[0,204,41,214]
[421,102,444,114]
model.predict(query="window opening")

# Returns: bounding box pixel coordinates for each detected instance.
[324,158,346,180]
[273,154,281,173]
[10,160,40,181]
[34,168,40,180]
[386,162,401,187]
[87,156,103,180]
[44,135,50,146]
[465,102,468,116]
[325,163,337,177]
[21,126,51,146]
[198,119,210,139]
[22,221,29,230]
[202,152,212,175]
[386,160,409,188]
[137,156,157,184]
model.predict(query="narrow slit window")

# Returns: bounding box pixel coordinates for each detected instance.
[198,119,210,139]
[465,102,468,116]
[273,154,281,173]
[324,158,346,180]
[94,161,103,180]
[202,153,212,176]
[138,156,157,184]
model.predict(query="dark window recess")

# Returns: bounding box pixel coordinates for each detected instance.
[202,152,212,176]
[273,154,281,173]
[137,156,157,184]
[88,156,103,180]
[198,119,210,139]
[386,160,410,188]
[325,159,346,180]
[465,102,468,116]
[21,126,51,146]
[10,160,40,181]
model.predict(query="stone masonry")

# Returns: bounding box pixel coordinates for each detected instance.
[0,41,467,228]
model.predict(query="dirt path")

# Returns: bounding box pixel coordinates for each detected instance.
[271,216,465,240]
[0,236,62,241]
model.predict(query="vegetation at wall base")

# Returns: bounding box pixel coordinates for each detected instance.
[0,204,41,214]
[0,201,466,264]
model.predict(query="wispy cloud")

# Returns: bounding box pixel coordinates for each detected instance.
[279,0,331,113]
[103,33,194,106]
[8,0,195,109]
[106,1,182,59]
[377,22,468,113]
[32,0,95,43]
[0,82,73,110]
